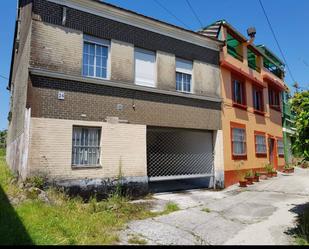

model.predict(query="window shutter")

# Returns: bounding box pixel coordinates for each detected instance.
[135,48,156,87]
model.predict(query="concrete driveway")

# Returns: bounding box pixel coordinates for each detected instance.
[120,168,309,245]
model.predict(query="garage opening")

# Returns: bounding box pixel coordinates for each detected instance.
[147,127,214,191]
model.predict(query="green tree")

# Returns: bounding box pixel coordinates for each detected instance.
[0,130,7,148]
[290,91,309,161]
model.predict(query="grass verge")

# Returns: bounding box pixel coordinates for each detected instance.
[0,156,164,245]
[295,207,309,245]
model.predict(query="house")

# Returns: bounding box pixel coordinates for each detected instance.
[200,20,288,187]
[6,0,225,197]
[282,91,296,164]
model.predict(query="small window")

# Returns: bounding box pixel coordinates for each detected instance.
[232,76,246,107]
[176,58,193,93]
[83,35,110,79]
[253,86,264,112]
[134,48,156,87]
[255,133,267,156]
[231,123,247,159]
[72,127,101,167]
[277,139,284,157]
[268,87,281,111]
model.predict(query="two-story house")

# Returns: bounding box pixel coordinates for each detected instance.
[200,20,289,187]
[6,0,225,197]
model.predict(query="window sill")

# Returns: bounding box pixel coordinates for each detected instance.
[256,153,267,158]
[254,109,266,116]
[72,165,102,170]
[232,154,247,160]
[270,105,281,112]
[232,102,248,110]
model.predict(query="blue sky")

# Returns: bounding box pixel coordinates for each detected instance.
[0,0,308,131]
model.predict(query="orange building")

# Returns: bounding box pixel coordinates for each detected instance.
[200,20,288,187]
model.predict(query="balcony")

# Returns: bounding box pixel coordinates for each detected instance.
[227,32,243,62]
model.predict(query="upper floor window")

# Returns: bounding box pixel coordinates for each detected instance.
[232,75,246,108]
[72,126,101,167]
[176,58,193,93]
[227,32,243,61]
[252,86,264,113]
[268,87,281,111]
[134,48,156,87]
[83,35,110,79]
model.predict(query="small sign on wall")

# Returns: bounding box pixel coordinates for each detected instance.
[58,91,65,100]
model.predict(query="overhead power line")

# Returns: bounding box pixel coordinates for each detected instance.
[258,0,297,84]
[0,75,8,81]
[185,0,203,28]
[152,0,191,30]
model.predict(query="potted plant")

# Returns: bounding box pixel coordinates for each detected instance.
[271,168,278,177]
[245,170,254,185]
[253,172,260,182]
[264,163,273,178]
[283,164,295,173]
[236,161,247,188]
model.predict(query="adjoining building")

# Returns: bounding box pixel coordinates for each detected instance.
[7,0,225,197]
[282,91,296,164]
[200,20,288,187]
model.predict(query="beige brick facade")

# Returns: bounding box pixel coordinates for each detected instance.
[28,118,147,180]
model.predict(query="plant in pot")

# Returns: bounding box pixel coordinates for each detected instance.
[271,168,278,177]
[283,163,294,173]
[264,163,274,178]
[245,170,254,185]
[253,172,260,182]
[236,161,247,187]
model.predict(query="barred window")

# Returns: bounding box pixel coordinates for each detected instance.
[72,127,101,167]
[255,134,267,154]
[277,139,284,156]
[232,128,246,156]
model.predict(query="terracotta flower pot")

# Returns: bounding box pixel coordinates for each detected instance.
[289,168,294,173]
[239,180,247,188]
[271,172,278,177]
[253,176,260,182]
[245,177,254,185]
[267,172,273,178]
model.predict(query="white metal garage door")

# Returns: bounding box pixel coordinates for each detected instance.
[147,127,214,182]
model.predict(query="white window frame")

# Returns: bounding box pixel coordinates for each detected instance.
[255,134,267,154]
[134,47,157,88]
[82,35,111,80]
[176,58,193,93]
[72,126,102,167]
[277,139,284,156]
[232,127,247,156]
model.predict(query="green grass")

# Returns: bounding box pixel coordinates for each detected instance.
[0,148,5,157]
[161,202,180,214]
[0,156,162,245]
[294,207,309,246]
[201,207,211,213]
[128,234,148,245]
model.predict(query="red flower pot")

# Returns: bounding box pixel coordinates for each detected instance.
[245,177,254,185]
[271,172,278,177]
[267,173,273,178]
[239,180,247,188]
[253,176,260,182]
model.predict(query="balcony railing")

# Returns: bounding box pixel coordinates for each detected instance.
[227,45,243,61]
[248,61,261,73]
